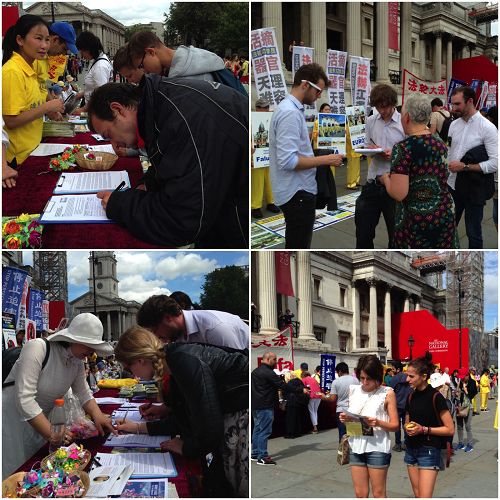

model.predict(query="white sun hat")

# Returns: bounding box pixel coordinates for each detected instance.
[429,372,445,388]
[47,313,113,356]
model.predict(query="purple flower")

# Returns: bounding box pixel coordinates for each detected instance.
[28,220,40,231]
[28,230,42,248]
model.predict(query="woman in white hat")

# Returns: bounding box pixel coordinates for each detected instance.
[2,313,116,478]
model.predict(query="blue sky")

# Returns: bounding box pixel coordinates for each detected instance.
[484,251,498,331]
[22,251,248,305]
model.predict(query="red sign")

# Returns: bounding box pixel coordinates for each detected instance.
[2,6,19,37]
[48,301,66,330]
[275,252,294,297]
[388,3,399,51]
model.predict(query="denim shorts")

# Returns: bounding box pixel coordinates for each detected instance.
[349,450,391,469]
[404,445,442,470]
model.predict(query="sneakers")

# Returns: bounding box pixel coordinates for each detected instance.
[267,203,280,213]
[392,444,403,452]
[257,457,276,465]
[251,208,263,219]
[250,456,258,462]
[455,442,465,450]
[464,444,474,453]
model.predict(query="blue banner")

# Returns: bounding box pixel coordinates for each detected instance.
[447,78,467,106]
[320,354,336,392]
[2,267,29,329]
[28,289,45,333]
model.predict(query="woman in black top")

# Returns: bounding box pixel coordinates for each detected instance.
[404,352,454,498]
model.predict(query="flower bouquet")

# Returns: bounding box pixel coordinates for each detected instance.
[41,444,91,473]
[49,145,88,172]
[2,214,43,249]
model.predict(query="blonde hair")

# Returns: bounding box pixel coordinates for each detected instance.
[284,371,296,383]
[114,326,166,390]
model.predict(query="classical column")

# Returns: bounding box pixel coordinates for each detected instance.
[384,285,392,359]
[434,32,442,81]
[367,279,378,348]
[420,36,426,79]
[262,3,284,67]
[403,294,410,312]
[257,252,278,335]
[347,3,361,57]
[351,281,360,350]
[446,37,453,84]
[415,297,421,311]
[376,2,390,82]
[297,252,316,340]
[400,2,412,74]
[310,3,327,65]
[461,43,469,59]
[106,311,111,341]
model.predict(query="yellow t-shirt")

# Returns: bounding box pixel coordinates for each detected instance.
[34,54,68,98]
[2,52,44,164]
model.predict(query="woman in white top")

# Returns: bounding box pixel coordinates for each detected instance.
[339,355,399,498]
[74,31,112,114]
[2,313,116,478]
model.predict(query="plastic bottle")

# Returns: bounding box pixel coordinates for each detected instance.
[49,399,66,453]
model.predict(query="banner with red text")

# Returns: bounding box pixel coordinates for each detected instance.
[251,326,295,370]
[251,27,287,107]
[292,46,314,80]
[402,69,447,105]
[388,3,399,51]
[326,50,348,114]
[349,56,371,108]
[275,252,294,297]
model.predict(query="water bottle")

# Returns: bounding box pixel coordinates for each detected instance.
[49,399,66,453]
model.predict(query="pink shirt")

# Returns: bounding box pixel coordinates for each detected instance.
[302,376,323,399]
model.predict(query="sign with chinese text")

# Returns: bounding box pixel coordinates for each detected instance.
[345,106,366,149]
[292,46,314,80]
[275,252,294,297]
[316,113,346,154]
[447,77,467,107]
[388,3,399,51]
[42,300,50,331]
[28,288,45,333]
[320,353,336,392]
[251,326,294,370]
[2,266,31,332]
[402,69,446,105]
[25,318,37,342]
[251,27,287,106]
[251,111,273,168]
[326,50,348,114]
[2,312,16,350]
[349,56,371,108]
[477,80,489,110]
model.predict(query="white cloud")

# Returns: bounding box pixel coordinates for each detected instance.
[484,272,498,306]
[119,275,171,303]
[235,255,249,266]
[115,252,154,276]
[155,253,218,280]
[67,252,92,286]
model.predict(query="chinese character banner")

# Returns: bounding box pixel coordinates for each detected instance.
[326,50,348,114]
[402,69,447,105]
[349,56,371,109]
[251,326,294,370]
[292,46,314,80]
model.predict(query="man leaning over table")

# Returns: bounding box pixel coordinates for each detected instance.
[87,76,248,249]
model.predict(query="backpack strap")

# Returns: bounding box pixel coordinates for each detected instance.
[437,110,448,119]
[2,338,50,388]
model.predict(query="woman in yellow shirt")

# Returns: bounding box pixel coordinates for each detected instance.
[480,369,491,411]
[2,15,64,166]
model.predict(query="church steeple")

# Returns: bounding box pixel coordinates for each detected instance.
[88,251,119,299]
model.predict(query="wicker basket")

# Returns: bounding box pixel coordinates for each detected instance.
[75,151,118,171]
[41,449,91,473]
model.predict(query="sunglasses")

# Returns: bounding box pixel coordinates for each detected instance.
[138,51,147,70]
[301,79,323,95]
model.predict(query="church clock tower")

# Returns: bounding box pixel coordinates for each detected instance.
[88,251,119,299]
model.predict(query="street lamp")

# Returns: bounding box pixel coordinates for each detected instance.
[408,335,415,360]
[457,268,463,369]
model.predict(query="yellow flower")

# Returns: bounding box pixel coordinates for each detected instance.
[16,213,32,223]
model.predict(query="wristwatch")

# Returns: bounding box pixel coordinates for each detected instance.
[463,163,470,171]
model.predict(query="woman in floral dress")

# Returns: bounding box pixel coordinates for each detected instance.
[380,94,458,248]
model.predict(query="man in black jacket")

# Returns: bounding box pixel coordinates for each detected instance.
[88,75,248,248]
[251,352,308,465]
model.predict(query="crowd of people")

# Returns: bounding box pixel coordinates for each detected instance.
[264,62,498,249]
[2,291,250,497]
[251,351,497,497]
[2,14,249,248]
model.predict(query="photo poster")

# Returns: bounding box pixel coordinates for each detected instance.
[320,353,336,392]
[2,312,17,350]
[251,111,273,169]
[345,106,366,149]
[251,27,287,106]
[447,77,467,108]
[316,113,346,154]
[402,69,447,105]
[326,49,348,114]
[2,266,31,332]
[25,318,36,342]
[292,45,314,81]
[485,83,497,109]
[349,56,371,108]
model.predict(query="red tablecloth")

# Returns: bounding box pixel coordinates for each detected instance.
[14,389,203,497]
[2,134,161,249]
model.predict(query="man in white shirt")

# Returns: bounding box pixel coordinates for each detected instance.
[448,86,498,248]
[137,294,248,351]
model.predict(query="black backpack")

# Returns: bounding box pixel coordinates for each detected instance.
[3,338,50,387]
[437,111,453,142]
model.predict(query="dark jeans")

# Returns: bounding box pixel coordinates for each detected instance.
[279,190,316,249]
[450,188,485,249]
[336,411,346,442]
[355,180,395,249]
[251,408,274,460]
[395,407,407,445]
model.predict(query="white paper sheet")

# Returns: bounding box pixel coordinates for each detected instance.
[94,397,129,404]
[39,194,112,224]
[87,464,133,497]
[104,433,170,448]
[89,144,116,153]
[91,134,109,142]
[54,171,130,195]
[354,148,384,155]
[112,409,145,423]
[118,402,146,409]
[31,143,85,156]
[94,452,177,478]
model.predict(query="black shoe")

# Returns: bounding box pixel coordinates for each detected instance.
[257,457,276,465]
[401,443,407,451]
[392,444,402,452]
[250,456,258,461]
[251,208,263,219]
[267,203,280,213]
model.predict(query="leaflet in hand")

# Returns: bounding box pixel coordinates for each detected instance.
[54,171,130,195]
[104,433,170,448]
[39,194,112,224]
[94,452,177,478]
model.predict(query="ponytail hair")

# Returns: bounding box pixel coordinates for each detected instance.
[2,14,49,65]
[408,351,434,381]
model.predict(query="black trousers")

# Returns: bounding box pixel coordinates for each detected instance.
[355,181,395,249]
[279,190,316,249]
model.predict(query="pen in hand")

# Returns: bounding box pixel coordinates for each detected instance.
[113,180,126,193]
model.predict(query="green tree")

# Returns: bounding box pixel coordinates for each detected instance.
[124,24,148,42]
[200,266,248,319]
